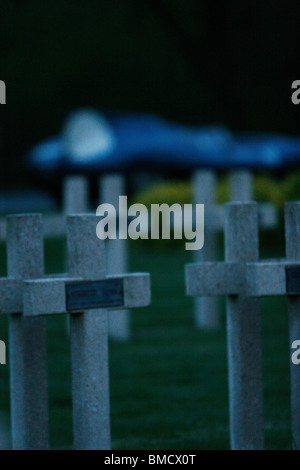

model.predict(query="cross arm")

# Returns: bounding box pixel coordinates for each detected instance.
[23,273,151,317]
[109,273,151,309]
[185,262,244,297]
[210,203,277,231]
[23,276,81,316]
[247,261,300,296]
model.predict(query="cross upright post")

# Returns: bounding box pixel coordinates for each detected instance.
[185,202,264,450]
[100,173,130,341]
[229,170,254,201]
[63,175,89,215]
[192,170,220,330]
[0,214,49,450]
[285,202,300,450]
[246,201,300,450]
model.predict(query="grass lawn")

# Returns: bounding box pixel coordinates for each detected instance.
[0,237,292,450]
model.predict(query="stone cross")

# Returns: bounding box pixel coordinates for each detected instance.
[100,173,130,341]
[229,169,276,226]
[62,175,89,334]
[192,170,220,329]
[0,214,49,450]
[22,214,151,450]
[63,175,89,215]
[246,201,300,450]
[185,202,264,450]
[229,169,254,201]
[42,175,90,238]
[192,169,277,331]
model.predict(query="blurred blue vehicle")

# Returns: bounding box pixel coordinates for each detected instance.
[27,109,300,172]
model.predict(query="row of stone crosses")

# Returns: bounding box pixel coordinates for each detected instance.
[1,200,300,450]
[0,172,299,451]
[0,170,278,339]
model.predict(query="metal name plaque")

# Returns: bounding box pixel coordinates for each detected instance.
[286,266,300,294]
[66,279,124,311]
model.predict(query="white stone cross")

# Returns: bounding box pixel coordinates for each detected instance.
[192,169,278,330]
[246,201,300,450]
[43,174,89,238]
[192,170,277,331]
[63,175,89,216]
[185,202,264,450]
[0,214,49,450]
[192,171,220,330]
[100,173,130,341]
[22,214,151,450]
[229,169,255,201]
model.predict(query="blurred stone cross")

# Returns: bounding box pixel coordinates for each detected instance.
[246,201,300,450]
[192,169,277,331]
[22,214,151,450]
[100,173,130,341]
[185,202,264,450]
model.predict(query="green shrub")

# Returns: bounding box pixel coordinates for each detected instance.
[132,181,192,207]
[131,181,191,249]
[131,173,300,251]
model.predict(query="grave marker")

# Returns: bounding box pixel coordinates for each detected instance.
[246,201,300,450]
[192,170,277,330]
[100,174,130,340]
[192,170,220,329]
[229,169,277,227]
[23,215,151,450]
[62,175,89,334]
[63,175,89,215]
[229,169,254,202]
[185,202,264,450]
[0,215,49,450]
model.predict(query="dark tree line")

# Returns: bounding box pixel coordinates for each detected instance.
[1,0,300,186]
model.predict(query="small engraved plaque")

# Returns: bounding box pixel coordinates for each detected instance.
[286,266,300,294]
[66,279,124,311]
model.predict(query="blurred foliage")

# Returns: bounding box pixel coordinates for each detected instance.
[131,181,192,249]
[136,171,300,208]
[132,171,300,250]
[1,1,300,187]
[133,181,192,206]
[219,171,300,209]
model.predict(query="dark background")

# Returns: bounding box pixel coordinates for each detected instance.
[1,0,300,187]
[0,2,298,449]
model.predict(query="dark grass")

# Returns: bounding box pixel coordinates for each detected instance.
[0,238,292,449]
